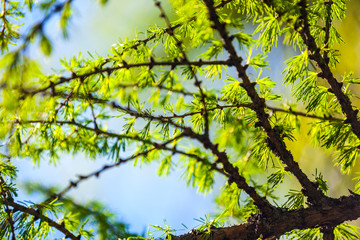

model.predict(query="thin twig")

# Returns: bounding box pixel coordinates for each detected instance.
[267,106,343,122]
[323,1,333,63]
[44,133,204,202]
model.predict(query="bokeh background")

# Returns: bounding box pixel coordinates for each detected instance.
[14,0,360,237]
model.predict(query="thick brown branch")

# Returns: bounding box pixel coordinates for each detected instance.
[175,194,360,240]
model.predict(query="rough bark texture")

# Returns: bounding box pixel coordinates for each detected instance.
[175,194,360,240]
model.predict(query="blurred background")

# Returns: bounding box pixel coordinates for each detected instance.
[13,0,360,237]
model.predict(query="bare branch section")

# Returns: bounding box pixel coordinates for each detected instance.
[202,0,326,205]
[175,194,360,240]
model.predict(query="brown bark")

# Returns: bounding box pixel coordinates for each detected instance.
[175,194,360,240]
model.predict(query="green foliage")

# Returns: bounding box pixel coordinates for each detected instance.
[287,224,360,240]
[1,0,360,239]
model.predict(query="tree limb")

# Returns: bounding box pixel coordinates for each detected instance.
[175,194,360,240]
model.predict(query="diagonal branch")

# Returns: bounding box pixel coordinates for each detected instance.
[1,174,79,240]
[20,107,274,214]
[4,199,80,240]
[203,0,326,206]
[43,133,228,204]
[46,134,182,201]
[295,0,360,140]
[181,127,275,216]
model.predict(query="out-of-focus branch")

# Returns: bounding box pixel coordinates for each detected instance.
[4,199,80,240]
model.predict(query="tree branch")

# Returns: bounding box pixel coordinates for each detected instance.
[267,106,343,122]
[24,59,234,96]
[296,0,360,140]
[203,0,326,206]
[181,127,275,216]
[4,199,80,240]
[45,133,185,202]
[175,194,360,240]
[50,91,344,123]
